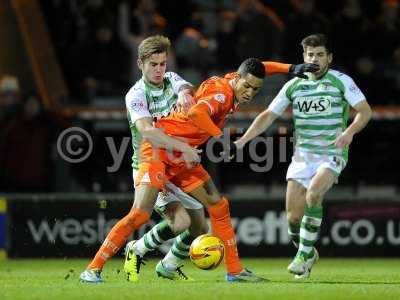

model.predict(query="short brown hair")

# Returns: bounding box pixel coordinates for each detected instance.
[301,34,331,53]
[138,35,171,61]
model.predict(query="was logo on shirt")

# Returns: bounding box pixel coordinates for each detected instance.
[295,97,332,115]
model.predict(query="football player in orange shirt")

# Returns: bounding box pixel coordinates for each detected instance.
[134,59,272,282]
[83,58,319,283]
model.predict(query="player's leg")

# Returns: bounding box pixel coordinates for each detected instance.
[286,179,319,278]
[126,181,206,281]
[188,180,239,270]
[158,181,207,269]
[288,168,335,275]
[81,162,163,283]
[182,170,266,282]
[158,207,208,274]
[126,166,191,257]
[151,183,207,280]
[81,184,158,283]
[127,183,198,258]
[125,199,194,281]
[300,168,335,256]
[131,201,190,257]
[286,180,307,247]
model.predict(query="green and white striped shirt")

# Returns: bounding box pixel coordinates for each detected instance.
[125,72,191,169]
[268,69,366,161]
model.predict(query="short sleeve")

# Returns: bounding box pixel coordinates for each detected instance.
[340,73,366,107]
[268,81,292,115]
[195,80,232,115]
[125,84,151,124]
[165,72,192,94]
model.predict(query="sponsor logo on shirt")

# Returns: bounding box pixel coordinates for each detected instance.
[349,83,361,94]
[170,72,183,83]
[165,88,173,98]
[130,101,146,112]
[317,83,329,91]
[295,96,332,115]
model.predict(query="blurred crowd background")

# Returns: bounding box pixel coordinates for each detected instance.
[40,0,400,104]
[0,0,399,196]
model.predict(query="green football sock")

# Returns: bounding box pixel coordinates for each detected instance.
[298,205,322,259]
[135,220,175,256]
[288,222,300,247]
[162,230,194,269]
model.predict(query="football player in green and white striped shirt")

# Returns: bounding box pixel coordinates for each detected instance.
[234,34,372,279]
[122,35,207,281]
[80,35,204,284]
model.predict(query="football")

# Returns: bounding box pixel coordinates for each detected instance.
[189,234,225,270]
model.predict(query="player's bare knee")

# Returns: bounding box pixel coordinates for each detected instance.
[132,202,153,215]
[306,189,323,206]
[201,222,209,234]
[163,203,191,234]
[199,192,220,207]
[287,212,302,225]
[199,181,221,206]
[188,226,204,237]
[171,211,191,234]
[189,220,208,237]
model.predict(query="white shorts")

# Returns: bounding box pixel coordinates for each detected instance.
[286,151,346,189]
[132,169,203,210]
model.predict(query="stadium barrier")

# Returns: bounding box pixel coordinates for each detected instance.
[2,194,400,258]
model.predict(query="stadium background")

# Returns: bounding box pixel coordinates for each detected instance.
[0,0,399,260]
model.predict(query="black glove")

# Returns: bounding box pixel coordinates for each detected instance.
[289,63,320,79]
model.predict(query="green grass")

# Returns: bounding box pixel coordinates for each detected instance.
[1,258,400,300]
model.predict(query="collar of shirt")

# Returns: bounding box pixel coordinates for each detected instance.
[142,76,164,94]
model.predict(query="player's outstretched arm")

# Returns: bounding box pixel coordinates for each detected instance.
[187,103,223,137]
[334,100,372,148]
[262,62,319,77]
[136,117,201,163]
[263,61,291,75]
[235,109,279,149]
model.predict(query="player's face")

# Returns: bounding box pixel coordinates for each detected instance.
[234,73,263,104]
[138,52,167,86]
[303,46,332,78]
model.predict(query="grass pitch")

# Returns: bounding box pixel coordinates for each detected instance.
[1,258,400,300]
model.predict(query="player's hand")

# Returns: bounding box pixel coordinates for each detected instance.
[220,139,239,160]
[181,146,202,168]
[176,91,196,113]
[289,63,320,79]
[334,132,353,148]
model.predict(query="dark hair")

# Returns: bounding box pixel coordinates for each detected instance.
[237,58,265,79]
[301,34,332,53]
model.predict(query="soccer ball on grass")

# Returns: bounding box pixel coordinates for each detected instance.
[189,234,225,270]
